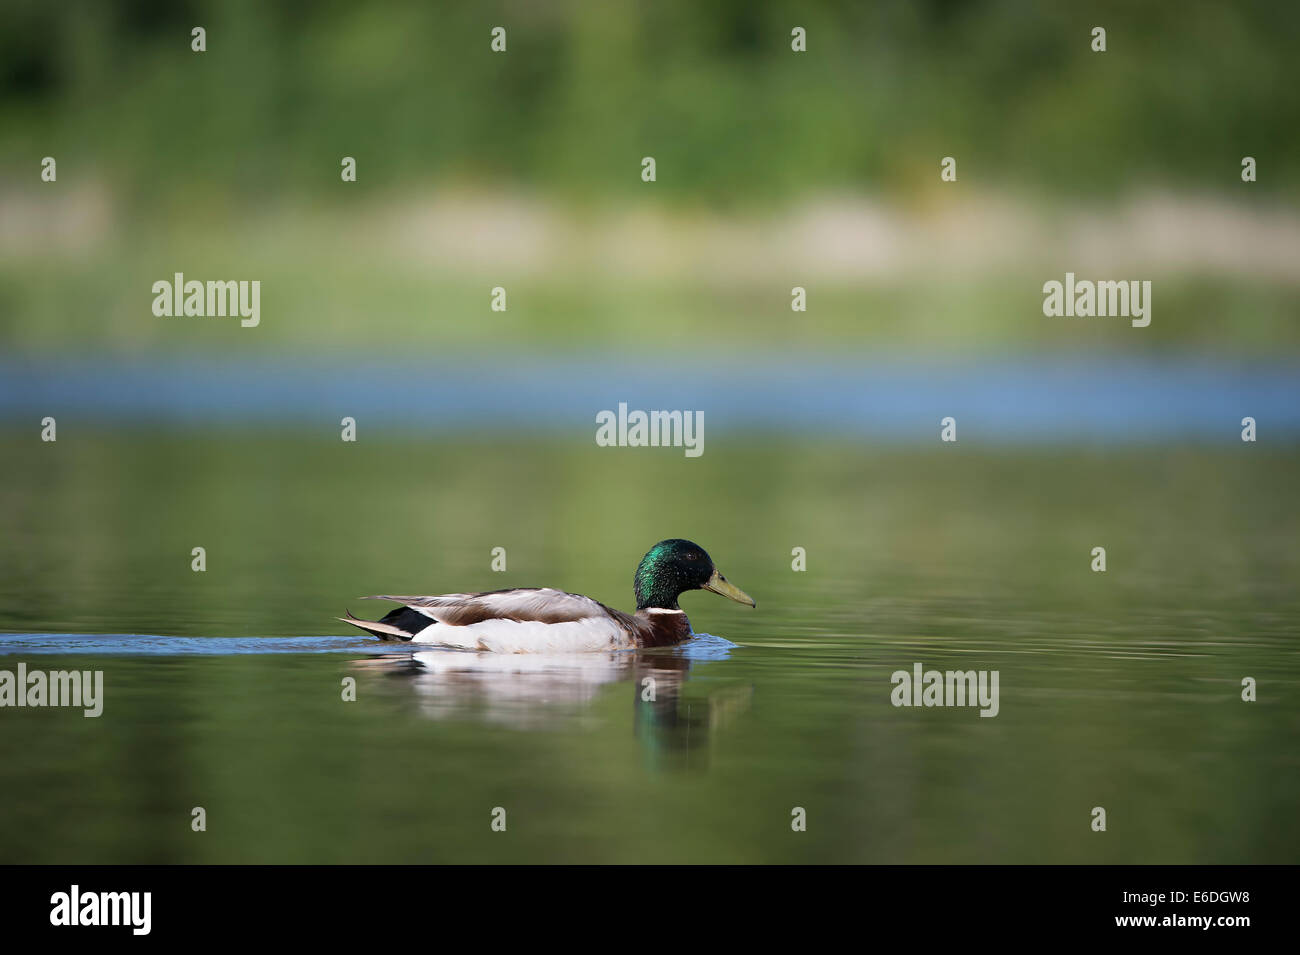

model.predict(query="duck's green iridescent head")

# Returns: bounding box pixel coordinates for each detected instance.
[633,539,755,611]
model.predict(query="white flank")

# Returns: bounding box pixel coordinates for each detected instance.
[410,616,634,653]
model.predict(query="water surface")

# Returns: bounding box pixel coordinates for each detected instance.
[1,433,1296,863]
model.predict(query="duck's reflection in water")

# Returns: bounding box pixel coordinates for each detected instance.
[351,634,751,761]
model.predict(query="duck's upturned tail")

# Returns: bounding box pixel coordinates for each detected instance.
[339,607,433,641]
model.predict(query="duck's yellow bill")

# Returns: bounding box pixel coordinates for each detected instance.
[703,569,756,607]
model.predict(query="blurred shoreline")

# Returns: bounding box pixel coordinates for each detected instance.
[2,187,1297,354]
[5,186,1299,281]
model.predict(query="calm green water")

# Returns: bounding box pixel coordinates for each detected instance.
[1,432,1297,863]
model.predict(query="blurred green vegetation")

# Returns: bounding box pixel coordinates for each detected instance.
[1,1,1297,354]
[2,0,1297,204]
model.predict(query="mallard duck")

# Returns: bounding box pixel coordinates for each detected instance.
[340,539,754,653]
